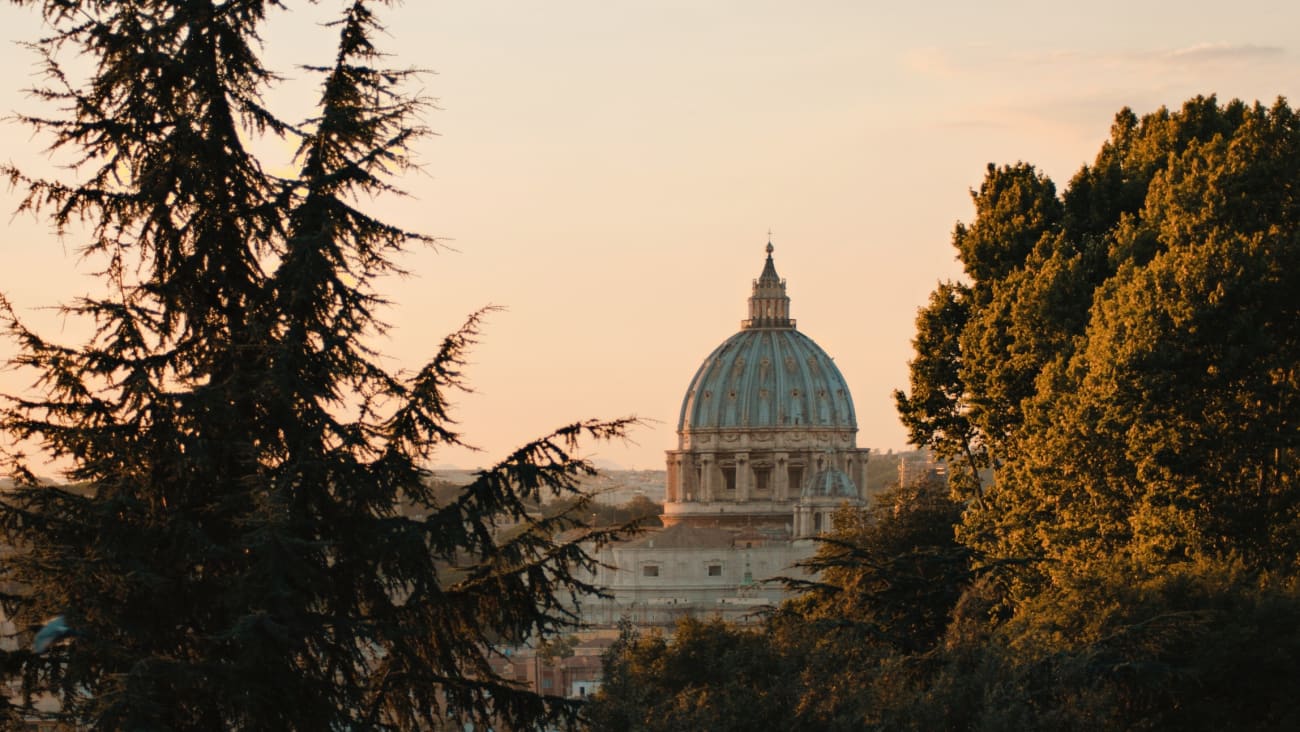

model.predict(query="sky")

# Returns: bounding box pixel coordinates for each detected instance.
[2,1,1299,473]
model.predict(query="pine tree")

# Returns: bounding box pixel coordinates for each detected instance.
[0,1,629,729]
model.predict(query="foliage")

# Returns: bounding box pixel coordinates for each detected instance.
[898,95,1300,589]
[786,475,971,653]
[587,477,971,731]
[893,283,986,501]
[536,634,579,667]
[585,616,798,732]
[905,559,1300,731]
[0,1,630,729]
[890,93,1300,727]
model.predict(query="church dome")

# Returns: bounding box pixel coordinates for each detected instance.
[661,240,870,534]
[677,243,857,433]
[802,467,858,499]
[677,329,856,432]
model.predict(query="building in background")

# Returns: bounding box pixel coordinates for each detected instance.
[897,447,947,487]
[582,242,870,624]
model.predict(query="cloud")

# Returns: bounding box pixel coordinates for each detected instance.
[1163,42,1284,64]
[902,39,1300,156]
[903,42,1289,81]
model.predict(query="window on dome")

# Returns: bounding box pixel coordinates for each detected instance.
[722,466,736,492]
[753,467,771,493]
[813,513,822,532]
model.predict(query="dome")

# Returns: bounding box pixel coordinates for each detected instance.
[802,467,858,499]
[678,328,857,432]
[676,243,857,434]
[660,241,871,534]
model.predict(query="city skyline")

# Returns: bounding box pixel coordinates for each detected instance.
[3,1,1299,471]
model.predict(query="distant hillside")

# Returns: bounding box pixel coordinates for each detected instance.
[428,468,666,506]
[432,451,926,506]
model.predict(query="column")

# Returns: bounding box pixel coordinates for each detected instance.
[774,452,788,501]
[682,455,697,501]
[735,452,750,502]
[665,454,678,503]
[699,454,715,502]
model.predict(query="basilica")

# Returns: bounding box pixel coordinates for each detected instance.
[581,242,870,624]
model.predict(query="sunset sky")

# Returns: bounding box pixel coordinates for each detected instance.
[3,1,1299,472]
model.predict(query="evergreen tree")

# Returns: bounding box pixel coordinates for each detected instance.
[0,1,629,729]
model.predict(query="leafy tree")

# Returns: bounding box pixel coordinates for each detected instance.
[771,476,972,729]
[970,99,1300,584]
[887,95,1300,729]
[893,283,987,502]
[897,164,1067,497]
[583,619,663,731]
[587,478,974,732]
[902,559,1300,731]
[0,1,629,729]
[786,476,971,653]
[585,616,798,732]
[953,163,1063,287]
[537,634,579,668]
[898,96,1300,585]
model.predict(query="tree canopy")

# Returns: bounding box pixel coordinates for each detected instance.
[897,95,1300,588]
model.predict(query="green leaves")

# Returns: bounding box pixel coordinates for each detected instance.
[899,95,1300,593]
[954,163,1063,285]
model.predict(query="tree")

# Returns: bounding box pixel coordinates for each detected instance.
[587,478,974,732]
[771,477,973,729]
[585,616,798,732]
[888,95,1300,727]
[896,164,1066,500]
[0,1,630,729]
[786,476,971,654]
[903,559,1300,731]
[898,96,1300,587]
[953,163,1063,287]
[970,99,1300,583]
[893,283,987,501]
[541,494,664,528]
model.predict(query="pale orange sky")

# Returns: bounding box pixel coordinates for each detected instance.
[3,1,1299,473]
